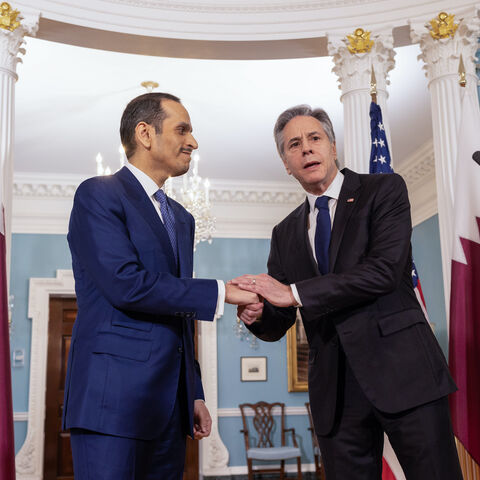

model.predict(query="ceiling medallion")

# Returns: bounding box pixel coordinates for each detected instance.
[0,2,21,31]
[428,12,458,40]
[346,28,374,54]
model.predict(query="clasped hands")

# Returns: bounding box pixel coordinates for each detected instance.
[225,274,297,326]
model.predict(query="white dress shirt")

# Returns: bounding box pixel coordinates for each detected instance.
[125,162,225,318]
[291,170,345,306]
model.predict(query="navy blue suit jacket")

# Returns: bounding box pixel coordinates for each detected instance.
[62,166,218,440]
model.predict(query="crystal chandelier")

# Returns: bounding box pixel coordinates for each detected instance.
[233,318,259,349]
[165,153,215,249]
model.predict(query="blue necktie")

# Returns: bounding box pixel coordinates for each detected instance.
[154,189,178,266]
[314,196,331,275]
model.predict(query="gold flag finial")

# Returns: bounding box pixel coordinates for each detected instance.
[0,2,21,32]
[458,54,466,87]
[370,68,377,104]
[429,12,458,40]
[347,28,374,54]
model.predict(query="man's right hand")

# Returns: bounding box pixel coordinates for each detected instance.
[237,302,264,326]
[225,284,260,305]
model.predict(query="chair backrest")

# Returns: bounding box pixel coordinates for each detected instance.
[305,402,320,450]
[239,401,286,448]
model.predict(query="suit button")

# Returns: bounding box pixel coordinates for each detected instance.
[178,346,183,353]
[331,339,338,347]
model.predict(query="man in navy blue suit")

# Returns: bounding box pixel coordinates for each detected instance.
[63,92,257,479]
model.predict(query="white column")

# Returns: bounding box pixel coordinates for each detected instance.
[0,5,39,282]
[198,318,229,476]
[328,32,395,173]
[410,8,480,318]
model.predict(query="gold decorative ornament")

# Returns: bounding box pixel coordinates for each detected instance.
[141,81,159,93]
[458,54,466,87]
[429,12,459,40]
[0,2,21,31]
[347,28,374,54]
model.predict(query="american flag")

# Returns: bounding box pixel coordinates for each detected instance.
[370,101,430,480]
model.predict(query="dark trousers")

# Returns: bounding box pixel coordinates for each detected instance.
[70,397,187,480]
[317,353,462,480]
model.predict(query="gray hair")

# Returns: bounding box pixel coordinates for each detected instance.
[273,105,336,158]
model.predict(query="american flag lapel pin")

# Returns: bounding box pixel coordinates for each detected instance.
[347,198,355,203]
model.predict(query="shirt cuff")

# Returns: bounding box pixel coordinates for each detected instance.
[290,284,303,307]
[214,280,225,319]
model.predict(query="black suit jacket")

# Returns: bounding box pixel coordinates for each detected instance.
[249,168,456,436]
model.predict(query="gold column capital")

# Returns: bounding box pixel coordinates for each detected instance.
[0,2,21,32]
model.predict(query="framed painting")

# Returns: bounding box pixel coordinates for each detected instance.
[286,310,309,392]
[241,356,267,382]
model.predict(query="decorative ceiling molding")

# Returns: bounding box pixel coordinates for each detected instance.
[13,0,480,47]
[106,0,378,13]
[395,138,437,226]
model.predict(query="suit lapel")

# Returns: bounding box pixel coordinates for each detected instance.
[294,199,320,277]
[115,167,177,273]
[329,168,362,272]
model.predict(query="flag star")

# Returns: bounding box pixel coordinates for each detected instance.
[412,269,417,278]
[373,138,379,147]
[378,122,385,131]
[373,156,378,162]
[379,155,386,164]
[379,139,385,148]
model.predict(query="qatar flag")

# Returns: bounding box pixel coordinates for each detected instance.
[0,201,15,479]
[449,86,480,466]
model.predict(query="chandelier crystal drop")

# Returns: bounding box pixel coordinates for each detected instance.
[165,153,215,249]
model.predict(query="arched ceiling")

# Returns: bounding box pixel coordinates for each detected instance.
[15,0,478,58]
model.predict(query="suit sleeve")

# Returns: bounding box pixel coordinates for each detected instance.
[247,224,297,341]
[69,179,218,320]
[296,173,412,316]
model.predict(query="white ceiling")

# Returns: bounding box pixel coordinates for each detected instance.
[14,36,432,183]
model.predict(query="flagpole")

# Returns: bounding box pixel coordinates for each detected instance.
[370,67,377,104]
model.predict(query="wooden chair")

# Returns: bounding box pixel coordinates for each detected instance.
[239,401,302,480]
[305,402,325,480]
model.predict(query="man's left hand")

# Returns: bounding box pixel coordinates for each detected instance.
[193,399,212,440]
[229,273,297,308]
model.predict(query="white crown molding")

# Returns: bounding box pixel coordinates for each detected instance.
[12,0,480,46]
[396,139,437,226]
[12,173,305,238]
[16,270,76,480]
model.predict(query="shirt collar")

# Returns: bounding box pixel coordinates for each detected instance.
[126,162,162,198]
[306,170,344,212]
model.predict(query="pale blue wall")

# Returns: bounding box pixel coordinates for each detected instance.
[10,234,72,453]
[410,215,448,355]
[9,215,446,465]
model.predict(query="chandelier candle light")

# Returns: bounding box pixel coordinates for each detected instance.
[164,153,215,249]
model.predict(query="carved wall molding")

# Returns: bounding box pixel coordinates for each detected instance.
[15,270,75,480]
[12,173,305,238]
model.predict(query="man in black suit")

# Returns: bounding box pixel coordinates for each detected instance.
[231,105,462,479]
